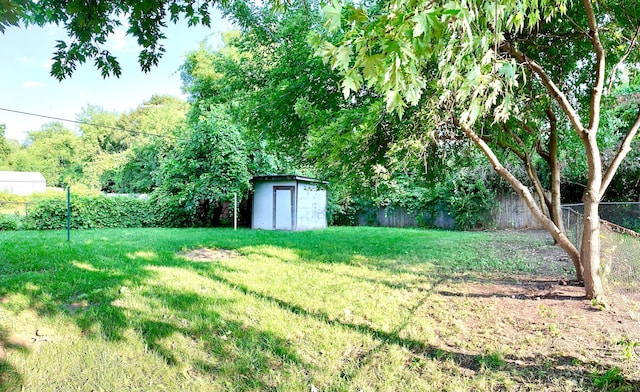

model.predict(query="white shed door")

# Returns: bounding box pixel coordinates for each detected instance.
[274,186,295,230]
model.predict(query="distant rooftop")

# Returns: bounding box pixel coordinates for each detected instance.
[0,171,46,183]
[251,175,326,184]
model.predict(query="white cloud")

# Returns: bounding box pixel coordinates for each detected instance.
[79,91,95,98]
[107,28,132,51]
[41,59,54,70]
[44,23,65,36]
[17,56,35,64]
[23,81,44,88]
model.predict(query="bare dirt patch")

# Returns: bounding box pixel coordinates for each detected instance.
[180,248,240,262]
[441,230,640,383]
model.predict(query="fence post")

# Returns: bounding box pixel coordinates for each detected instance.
[234,192,237,231]
[67,187,71,242]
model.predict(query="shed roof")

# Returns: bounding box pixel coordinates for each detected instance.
[0,171,46,183]
[251,175,326,184]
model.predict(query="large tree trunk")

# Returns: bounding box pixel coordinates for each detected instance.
[578,0,606,301]
[581,196,604,300]
[581,134,605,300]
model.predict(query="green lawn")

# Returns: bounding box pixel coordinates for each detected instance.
[0,227,638,391]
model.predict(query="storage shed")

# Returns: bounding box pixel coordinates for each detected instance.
[251,175,327,231]
[0,171,46,195]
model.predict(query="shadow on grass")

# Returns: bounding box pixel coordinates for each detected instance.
[0,230,304,391]
[134,288,302,390]
[0,359,23,392]
[0,326,25,392]
[186,259,640,390]
[0,227,635,391]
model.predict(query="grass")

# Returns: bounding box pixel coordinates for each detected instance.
[0,227,638,391]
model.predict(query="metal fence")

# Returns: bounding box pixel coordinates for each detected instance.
[561,204,640,300]
[0,201,31,218]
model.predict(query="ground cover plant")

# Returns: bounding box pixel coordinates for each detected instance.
[0,227,638,391]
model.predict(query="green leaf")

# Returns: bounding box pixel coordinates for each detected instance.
[342,69,362,99]
[360,54,383,86]
[442,2,462,15]
[528,10,540,27]
[314,40,336,63]
[386,90,406,117]
[322,0,343,32]
[498,62,516,82]
[462,100,481,126]
[347,5,368,23]
[332,45,352,71]
[412,11,429,37]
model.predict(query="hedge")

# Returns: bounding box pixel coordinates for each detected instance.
[29,195,158,230]
[0,214,19,231]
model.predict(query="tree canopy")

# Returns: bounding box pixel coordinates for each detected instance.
[310,0,640,300]
[152,106,251,226]
[13,0,263,80]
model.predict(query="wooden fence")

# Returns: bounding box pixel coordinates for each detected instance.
[354,193,544,230]
[491,193,544,229]
[356,206,455,229]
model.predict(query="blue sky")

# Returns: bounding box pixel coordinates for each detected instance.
[0,11,233,142]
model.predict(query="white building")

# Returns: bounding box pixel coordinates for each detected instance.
[251,175,327,231]
[0,171,46,195]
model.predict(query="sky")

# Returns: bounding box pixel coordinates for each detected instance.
[0,10,234,143]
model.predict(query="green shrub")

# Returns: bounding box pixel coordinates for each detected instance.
[29,195,158,230]
[446,178,495,230]
[0,192,30,203]
[0,214,18,231]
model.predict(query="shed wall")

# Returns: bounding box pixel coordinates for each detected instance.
[0,180,46,195]
[251,180,296,230]
[296,182,327,230]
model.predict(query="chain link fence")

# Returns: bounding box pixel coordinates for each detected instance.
[0,201,31,226]
[561,203,640,300]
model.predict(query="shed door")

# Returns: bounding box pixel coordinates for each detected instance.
[273,186,295,230]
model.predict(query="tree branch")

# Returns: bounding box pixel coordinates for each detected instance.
[502,124,526,150]
[607,23,640,95]
[546,105,564,232]
[583,0,606,134]
[600,107,640,197]
[452,115,582,279]
[502,122,552,220]
[501,40,586,136]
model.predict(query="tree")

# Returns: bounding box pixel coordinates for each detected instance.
[0,0,26,32]
[70,105,128,189]
[180,5,429,204]
[8,122,83,186]
[152,107,250,227]
[179,7,348,165]
[118,95,188,140]
[19,0,259,80]
[15,0,639,301]
[0,124,12,160]
[101,95,189,193]
[178,3,505,229]
[311,0,640,301]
